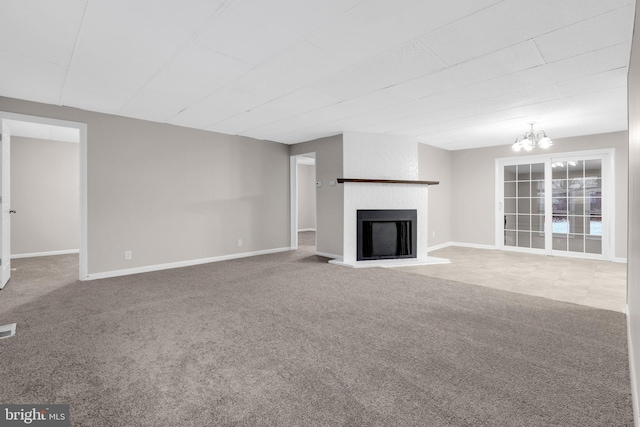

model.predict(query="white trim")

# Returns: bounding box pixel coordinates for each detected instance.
[298,228,316,232]
[427,242,453,251]
[626,305,640,427]
[86,247,291,280]
[495,148,615,261]
[290,152,316,252]
[12,249,79,259]
[613,257,628,263]
[0,111,88,281]
[315,251,341,259]
[329,256,450,269]
[450,242,497,250]
[297,156,315,165]
[290,156,298,250]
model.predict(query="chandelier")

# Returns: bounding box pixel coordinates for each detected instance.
[512,122,553,151]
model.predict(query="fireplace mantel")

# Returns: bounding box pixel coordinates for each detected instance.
[337,178,439,185]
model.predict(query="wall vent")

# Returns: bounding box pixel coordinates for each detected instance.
[0,323,16,339]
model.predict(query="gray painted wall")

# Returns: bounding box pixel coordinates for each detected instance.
[11,136,79,255]
[418,143,452,248]
[290,135,343,257]
[0,96,290,276]
[450,131,628,258]
[297,163,316,231]
[627,1,640,421]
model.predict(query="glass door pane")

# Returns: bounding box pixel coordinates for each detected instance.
[551,159,602,255]
[503,162,545,249]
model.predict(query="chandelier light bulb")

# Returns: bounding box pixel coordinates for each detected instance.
[512,123,553,151]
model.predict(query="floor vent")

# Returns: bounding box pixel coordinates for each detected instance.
[0,323,16,339]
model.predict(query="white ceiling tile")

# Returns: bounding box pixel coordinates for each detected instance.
[0,0,86,65]
[62,46,161,112]
[197,0,363,66]
[0,50,67,104]
[475,42,631,98]
[390,41,545,100]
[535,5,635,63]
[0,0,633,149]
[120,44,253,121]
[170,41,346,128]
[196,8,295,66]
[370,85,563,134]
[421,0,633,66]
[307,0,503,66]
[77,0,225,66]
[241,87,415,140]
[311,41,447,100]
[557,68,627,98]
[211,88,341,135]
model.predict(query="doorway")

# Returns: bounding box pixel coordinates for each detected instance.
[290,153,316,251]
[0,112,87,281]
[496,149,614,260]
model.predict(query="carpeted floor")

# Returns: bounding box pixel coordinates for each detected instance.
[0,232,633,426]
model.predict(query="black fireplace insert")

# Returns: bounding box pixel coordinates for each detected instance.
[357,209,417,261]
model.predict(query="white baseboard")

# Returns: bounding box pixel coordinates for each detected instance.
[614,257,628,264]
[315,251,341,259]
[427,242,453,252]
[450,242,497,250]
[12,249,79,259]
[85,247,291,281]
[626,305,640,427]
[297,228,316,232]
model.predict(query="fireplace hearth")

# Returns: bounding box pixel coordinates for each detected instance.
[357,209,417,261]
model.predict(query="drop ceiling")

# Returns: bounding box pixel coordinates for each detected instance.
[0,0,634,150]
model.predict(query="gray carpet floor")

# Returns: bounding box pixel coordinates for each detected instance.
[0,232,633,426]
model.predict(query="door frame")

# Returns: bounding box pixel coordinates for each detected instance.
[495,148,615,261]
[0,111,88,281]
[289,152,316,250]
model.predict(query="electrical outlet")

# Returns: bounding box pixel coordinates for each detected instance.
[432,231,436,238]
[237,239,243,247]
[125,250,132,260]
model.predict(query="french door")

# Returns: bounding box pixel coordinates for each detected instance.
[497,150,612,260]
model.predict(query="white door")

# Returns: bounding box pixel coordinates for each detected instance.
[0,120,11,288]
[497,151,612,260]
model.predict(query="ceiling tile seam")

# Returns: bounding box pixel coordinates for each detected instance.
[416,39,451,68]
[299,0,368,45]
[115,0,234,117]
[58,1,90,107]
[185,2,374,125]
[480,64,629,101]
[535,3,635,40]
[371,93,569,134]
[230,42,549,135]
[0,47,66,66]
[206,91,344,134]
[169,39,349,129]
[542,40,632,66]
[531,38,547,65]
[383,92,611,135]
[211,46,628,140]
[419,3,633,68]
[414,0,510,62]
